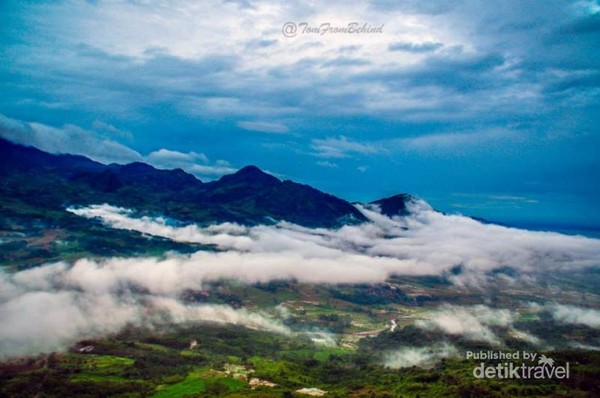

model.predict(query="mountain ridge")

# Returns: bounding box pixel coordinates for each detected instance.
[0,137,376,228]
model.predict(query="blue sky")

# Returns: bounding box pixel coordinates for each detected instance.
[0,0,599,227]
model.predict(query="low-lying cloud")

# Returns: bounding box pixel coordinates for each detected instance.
[68,201,600,287]
[415,305,540,346]
[2,200,599,359]
[384,343,459,368]
[0,265,289,359]
[547,303,600,328]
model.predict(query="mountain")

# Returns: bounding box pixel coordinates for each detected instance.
[370,194,417,217]
[0,138,366,228]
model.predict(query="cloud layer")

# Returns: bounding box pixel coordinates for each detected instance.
[0,264,289,359]
[547,303,600,328]
[415,305,540,346]
[2,200,599,359]
[67,201,600,286]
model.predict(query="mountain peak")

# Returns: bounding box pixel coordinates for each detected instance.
[105,161,201,190]
[119,162,157,173]
[217,165,279,186]
[370,193,416,217]
[237,165,264,174]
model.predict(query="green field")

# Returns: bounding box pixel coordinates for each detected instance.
[0,318,599,397]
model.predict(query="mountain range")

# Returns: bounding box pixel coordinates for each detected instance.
[0,137,418,229]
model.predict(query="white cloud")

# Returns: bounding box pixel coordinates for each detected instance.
[7,0,594,129]
[311,136,381,158]
[50,0,457,70]
[548,303,600,328]
[316,160,339,168]
[237,121,289,134]
[67,202,600,288]
[146,148,209,166]
[3,200,599,359]
[399,128,521,152]
[415,304,544,347]
[187,163,238,178]
[144,148,236,179]
[416,305,515,346]
[384,343,459,368]
[0,114,238,180]
[0,114,142,164]
[91,120,133,141]
[0,265,290,359]
[389,41,444,53]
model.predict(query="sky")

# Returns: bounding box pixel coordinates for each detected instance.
[0,0,599,228]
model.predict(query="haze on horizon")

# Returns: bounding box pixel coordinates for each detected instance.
[0,0,598,228]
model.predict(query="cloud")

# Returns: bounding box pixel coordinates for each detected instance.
[186,163,238,178]
[0,265,290,359]
[316,161,339,168]
[3,0,599,136]
[237,121,289,134]
[385,303,546,367]
[0,114,237,180]
[2,1,599,210]
[389,41,444,53]
[449,193,540,212]
[0,114,142,164]
[0,0,504,123]
[415,304,545,347]
[384,343,459,368]
[146,148,209,166]
[91,120,133,141]
[311,136,381,158]
[399,128,520,152]
[307,128,521,161]
[416,305,516,346]
[67,202,600,288]
[144,148,237,179]
[453,193,538,203]
[548,303,600,328]
[3,200,600,359]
